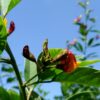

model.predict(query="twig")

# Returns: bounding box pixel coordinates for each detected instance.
[23,74,39,86]
[26,80,53,87]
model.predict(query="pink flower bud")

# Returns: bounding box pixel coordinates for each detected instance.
[74,15,82,24]
[69,39,77,46]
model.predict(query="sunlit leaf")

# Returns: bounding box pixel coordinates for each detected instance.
[49,48,63,58]
[24,58,38,83]
[24,58,39,99]
[0,0,21,16]
[78,59,100,67]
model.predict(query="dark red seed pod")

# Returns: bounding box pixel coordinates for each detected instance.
[8,21,15,35]
[23,45,36,62]
[23,45,30,58]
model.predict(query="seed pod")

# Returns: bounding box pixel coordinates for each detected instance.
[23,45,36,62]
[8,21,15,35]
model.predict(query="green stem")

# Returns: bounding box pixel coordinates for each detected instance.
[84,36,87,55]
[24,72,60,87]
[25,80,53,87]
[83,0,88,55]
[5,42,27,100]
[23,74,39,86]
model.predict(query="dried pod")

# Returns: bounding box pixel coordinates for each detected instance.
[23,45,36,62]
[8,21,15,35]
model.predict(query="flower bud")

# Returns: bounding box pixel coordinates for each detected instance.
[52,49,78,73]
[69,39,77,46]
[8,21,15,35]
[74,15,82,24]
[23,45,36,62]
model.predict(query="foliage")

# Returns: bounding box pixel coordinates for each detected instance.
[0,0,100,100]
[58,0,100,99]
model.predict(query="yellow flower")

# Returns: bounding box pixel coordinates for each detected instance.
[3,18,7,26]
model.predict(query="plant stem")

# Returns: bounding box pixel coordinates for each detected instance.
[26,80,53,87]
[5,42,27,100]
[23,74,39,86]
[83,0,88,55]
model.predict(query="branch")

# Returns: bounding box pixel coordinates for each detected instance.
[25,80,53,87]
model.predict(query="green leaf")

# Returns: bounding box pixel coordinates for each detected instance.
[38,68,59,80]
[91,43,100,47]
[37,48,63,80]
[0,0,21,16]
[67,90,98,100]
[74,42,83,52]
[24,58,38,83]
[79,24,87,36]
[8,90,20,100]
[2,66,13,73]
[49,48,63,58]
[38,49,100,81]
[0,87,10,100]
[91,30,100,34]
[89,18,96,23]
[85,52,97,59]
[78,59,100,67]
[24,58,38,99]
[54,67,100,87]
[88,38,94,46]
[7,77,15,83]
[78,2,86,8]
[0,17,7,54]
[61,82,72,96]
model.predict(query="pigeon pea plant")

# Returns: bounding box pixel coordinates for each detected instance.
[57,0,100,99]
[0,0,100,100]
